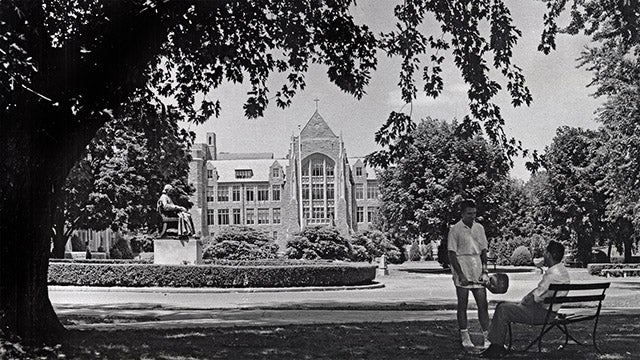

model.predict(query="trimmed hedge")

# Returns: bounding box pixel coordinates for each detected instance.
[587,263,640,276]
[48,262,376,287]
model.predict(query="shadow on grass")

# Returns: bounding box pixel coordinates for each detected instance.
[398,267,536,274]
[62,314,640,359]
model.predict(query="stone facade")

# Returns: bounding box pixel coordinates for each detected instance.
[188,111,380,250]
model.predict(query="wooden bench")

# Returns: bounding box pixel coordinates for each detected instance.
[601,268,640,277]
[508,282,610,353]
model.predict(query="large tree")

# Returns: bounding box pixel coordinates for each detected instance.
[0,0,378,344]
[51,96,195,258]
[376,118,512,267]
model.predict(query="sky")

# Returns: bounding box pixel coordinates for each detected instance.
[179,1,603,180]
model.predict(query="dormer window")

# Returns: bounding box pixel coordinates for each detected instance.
[356,167,363,176]
[272,168,280,178]
[235,169,253,179]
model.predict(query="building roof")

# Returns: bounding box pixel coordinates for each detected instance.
[348,157,379,180]
[300,111,338,139]
[209,158,285,183]
[217,152,274,160]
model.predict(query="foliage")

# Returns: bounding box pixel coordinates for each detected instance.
[203,226,279,261]
[129,233,156,254]
[375,118,512,268]
[285,226,353,261]
[510,246,533,266]
[109,237,134,260]
[587,263,640,277]
[420,242,434,261]
[409,242,421,262]
[351,230,402,264]
[0,329,65,359]
[489,234,550,266]
[48,262,376,288]
[540,127,610,264]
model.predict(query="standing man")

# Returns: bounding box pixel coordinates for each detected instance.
[448,199,490,349]
[480,240,570,358]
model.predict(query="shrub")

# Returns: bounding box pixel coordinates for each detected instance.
[203,226,279,260]
[109,237,133,259]
[409,242,421,261]
[510,245,533,266]
[48,262,376,287]
[351,230,402,264]
[129,233,155,253]
[490,234,551,265]
[587,263,640,276]
[419,242,433,260]
[285,226,352,261]
[591,250,609,263]
[70,234,85,251]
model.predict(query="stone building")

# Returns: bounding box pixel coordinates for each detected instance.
[188,111,380,249]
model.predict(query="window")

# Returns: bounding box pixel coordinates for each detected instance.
[272,168,280,178]
[312,183,323,200]
[312,158,324,176]
[217,186,229,202]
[326,165,334,176]
[326,183,334,199]
[303,207,310,219]
[356,206,364,223]
[207,169,214,179]
[258,208,269,224]
[217,209,229,225]
[302,184,309,200]
[232,208,241,225]
[232,186,241,202]
[273,208,281,224]
[367,183,379,199]
[272,185,281,201]
[355,184,364,199]
[246,187,255,202]
[207,209,215,225]
[312,206,324,219]
[356,167,363,176]
[235,169,253,179]
[206,187,215,202]
[258,185,269,201]
[246,208,255,224]
[367,207,377,223]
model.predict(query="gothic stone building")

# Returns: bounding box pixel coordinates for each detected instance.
[188,111,380,250]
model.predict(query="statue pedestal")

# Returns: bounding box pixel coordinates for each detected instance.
[154,238,203,265]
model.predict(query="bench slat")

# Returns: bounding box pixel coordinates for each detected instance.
[545,294,606,304]
[549,282,610,291]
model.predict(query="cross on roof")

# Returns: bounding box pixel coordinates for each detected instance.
[313,98,320,110]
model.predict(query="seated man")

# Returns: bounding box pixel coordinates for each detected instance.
[157,184,195,237]
[480,240,570,358]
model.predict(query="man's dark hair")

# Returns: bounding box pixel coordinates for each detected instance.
[546,240,565,262]
[459,199,476,213]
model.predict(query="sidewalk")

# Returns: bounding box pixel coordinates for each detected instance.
[50,261,640,331]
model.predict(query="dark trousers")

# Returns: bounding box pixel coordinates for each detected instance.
[488,301,550,346]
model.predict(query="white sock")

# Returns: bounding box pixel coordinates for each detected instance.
[483,330,490,348]
[460,329,474,348]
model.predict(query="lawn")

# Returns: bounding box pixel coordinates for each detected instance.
[61,314,640,359]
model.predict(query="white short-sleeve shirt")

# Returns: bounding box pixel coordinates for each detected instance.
[448,220,488,288]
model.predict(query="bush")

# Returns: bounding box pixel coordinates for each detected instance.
[490,234,551,265]
[70,234,85,251]
[409,242,421,261]
[351,230,402,264]
[510,245,533,266]
[419,242,433,260]
[587,263,640,276]
[109,237,133,259]
[48,262,376,287]
[591,250,609,263]
[437,239,449,268]
[203,226,279,260]
[285,226,352,261]
[129,233,155,253]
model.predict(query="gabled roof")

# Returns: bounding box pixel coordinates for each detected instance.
[348,157,379,180]
[209,159,285,183]
[300,111,337,139]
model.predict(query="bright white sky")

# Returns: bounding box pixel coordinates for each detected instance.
[180,1,603,180]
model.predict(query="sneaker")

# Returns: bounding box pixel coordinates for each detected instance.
[483,331,491,348]
[479,344,507,358]
[460,330,474,348]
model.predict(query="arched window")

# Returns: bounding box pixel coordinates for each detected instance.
[300,154,336,223]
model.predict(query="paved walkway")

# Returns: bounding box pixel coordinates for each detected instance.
[50,261,640,330]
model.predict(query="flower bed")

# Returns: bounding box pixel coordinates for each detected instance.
[587,263,640,276]
[48,261,376,287]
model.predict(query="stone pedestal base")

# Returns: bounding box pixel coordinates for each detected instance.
[154,238,203,265]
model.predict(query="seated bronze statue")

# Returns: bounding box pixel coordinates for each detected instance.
[157,184,195,238]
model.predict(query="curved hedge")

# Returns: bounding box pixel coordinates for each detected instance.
[48,262,376,288]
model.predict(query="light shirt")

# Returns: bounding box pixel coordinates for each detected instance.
[448,220,488,288]
[529,262,571,307]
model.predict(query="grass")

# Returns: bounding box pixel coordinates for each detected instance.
[60,314,640,359]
